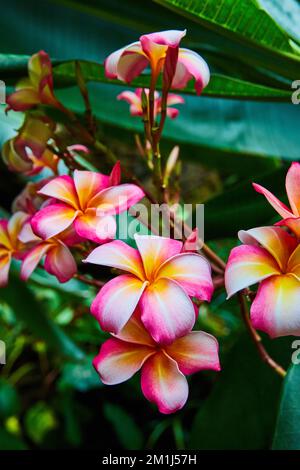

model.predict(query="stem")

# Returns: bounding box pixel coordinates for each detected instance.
[238,292,286,378]
[74,273,104,288]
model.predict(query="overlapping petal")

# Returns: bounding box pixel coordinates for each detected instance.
[225,245,280,298]
[84,240,145,280]
[0,252,11,287]
[174,49,210,94]
[74,211,116,244]
[20,243,50,281]
[93,338,154,385]
[141,351,188,414]
[165,331,220,375]
[251,274,300,338]
[91,274,148,334]
[285,162,300,216]
[134,234,182,280]
[114,310,155,347]
[73,170,110,210]
[38,176,78,208]
[252,182,292,219]
[238,226,297,272]
[156,252,213,300]
[140,278,195,344]
[90,184,145,214]
[44,242,77,283]
[0,220,11,249]
[31,203,78,240]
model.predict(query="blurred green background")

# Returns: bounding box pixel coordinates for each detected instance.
[0,0,300,450]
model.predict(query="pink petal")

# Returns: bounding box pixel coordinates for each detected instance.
[287,243,300,281]
[44,242,77,283]
[73,170,110,210]
[156,252,213,300]
[6,88,40,111]
[20,242,50,281]
[166,93,185,106]
[38,175,78,209]
[31,204,78,240]
[238,226,297,272]
[251,274,300,338]
[286,162,300,216]
[276,217,300,238]
[83,240,145,280]
[165,331,220,375]
[93,338,154,385]
[89,184,145,214]
[173,49,210,94]
[134,234,182,280]
[117,90,141,107]
[7,212,28,246]
[0,253,11,287]
[252,182,293,219]
[74,212,116,244]
[225,245,281,298]
[0,220,11,249]
[141,30,186,48]
[105,42,148,83]
[109,161,121,186]
[114,309,155,347]
[141,351,188,414]
[91,274,148,334]
[140,278,195,344]
[166,108,179,119]
[18,222,41,244]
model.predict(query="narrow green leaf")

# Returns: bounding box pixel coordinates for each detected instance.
[53,61,292,102]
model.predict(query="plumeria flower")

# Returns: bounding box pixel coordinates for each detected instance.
[30,165,145,244]
[117,88,184,119]
[12,180,50,216]
[93,310,220,414]
[105,30,210,95]
[0,212,27,287]
[225,225,300,338]
[253,162,300,237]
[2,117,57,175]
[19,223,78,283]
[6,51,61,112]
[84,234,214,344]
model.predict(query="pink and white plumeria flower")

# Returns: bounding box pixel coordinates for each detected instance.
[30,165,145,244]
[84,234,214,344]
[93,310,220,414]
[253,163,300,237]
[105,30,210,95]
[6,51,61,112]
[225,225,300,338]
[0,212,27,287]
[19,223,78,283]
[117,88,184,119]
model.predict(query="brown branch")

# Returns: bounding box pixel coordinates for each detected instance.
[74,273,104,288]
[238,291,286,378]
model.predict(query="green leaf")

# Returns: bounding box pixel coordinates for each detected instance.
[0,379,20,418]
[0,273,84,360]
[53,61,292,101]
[190,333,291,449]
[59,356,102,392]
[0,429,27,450]
[204,166,288,239]
[155,0,300,79]
[103,403,144,450]
[24,401,57,444]
[272,362,300,449]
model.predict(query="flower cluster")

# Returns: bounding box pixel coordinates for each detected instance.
[225,163,300,338]
[2,33,220,414]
